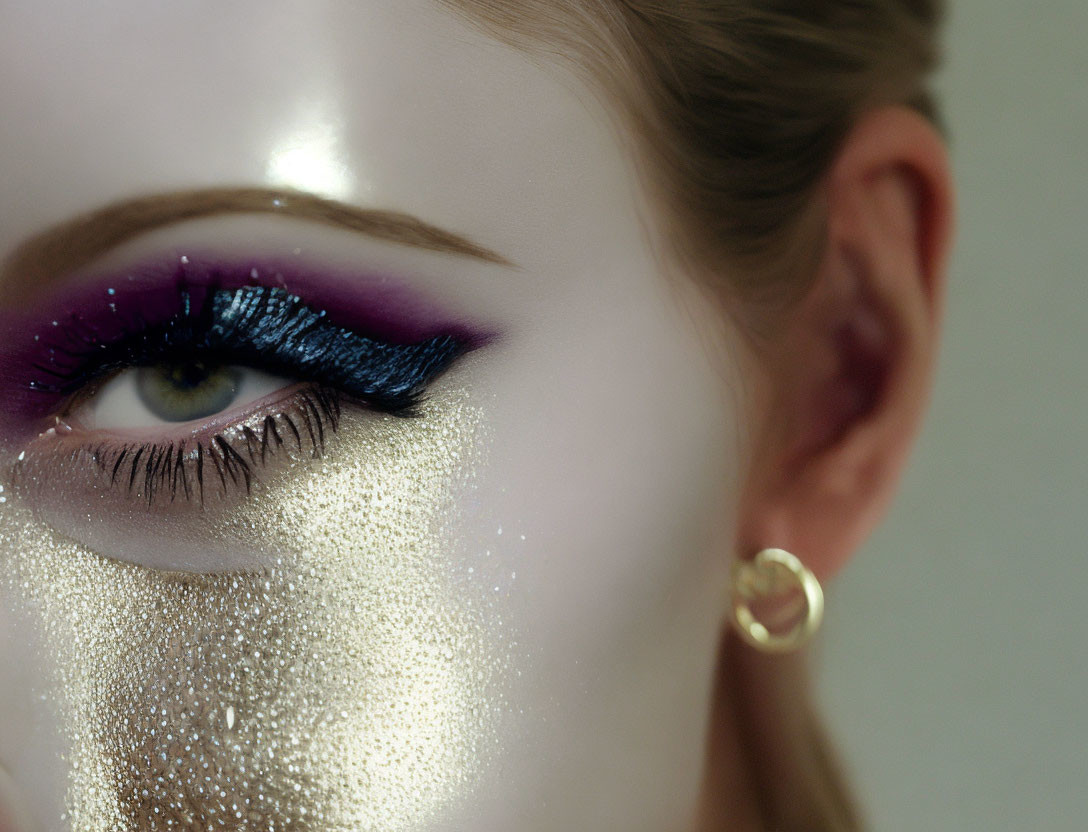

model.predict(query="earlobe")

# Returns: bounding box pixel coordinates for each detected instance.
[737,105,955,583]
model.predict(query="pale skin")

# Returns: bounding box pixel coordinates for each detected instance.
[0,2,953,830]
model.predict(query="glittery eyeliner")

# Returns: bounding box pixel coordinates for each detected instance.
[30,283,468,416]
[0,254,494,440]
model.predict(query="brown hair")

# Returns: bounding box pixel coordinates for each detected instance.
[441,0,944,337]
[440,1,946,829]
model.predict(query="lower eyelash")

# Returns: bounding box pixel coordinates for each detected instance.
[85,386,343,508]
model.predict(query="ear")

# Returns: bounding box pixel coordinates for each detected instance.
[735,105,956,582]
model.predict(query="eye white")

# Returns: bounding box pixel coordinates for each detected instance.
[76,366,292,431]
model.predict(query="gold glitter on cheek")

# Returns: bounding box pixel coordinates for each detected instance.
[0,387,506,831]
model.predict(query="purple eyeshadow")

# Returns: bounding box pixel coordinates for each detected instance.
[0,254,494,441]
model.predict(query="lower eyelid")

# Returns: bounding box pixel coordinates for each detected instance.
[13,384,345,510]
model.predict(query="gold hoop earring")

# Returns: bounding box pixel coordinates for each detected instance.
[729,548,824,653]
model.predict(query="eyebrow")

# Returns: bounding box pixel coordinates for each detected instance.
[0,186,514,299]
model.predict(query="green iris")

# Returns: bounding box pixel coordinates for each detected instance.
[135,360,242,423]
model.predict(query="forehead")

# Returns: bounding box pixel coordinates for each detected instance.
[0,0,645,275]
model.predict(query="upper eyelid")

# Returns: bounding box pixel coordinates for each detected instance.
[0,254,496,443]
[31,285,472,417]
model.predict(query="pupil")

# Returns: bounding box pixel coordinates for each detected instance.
[165,360,215,390]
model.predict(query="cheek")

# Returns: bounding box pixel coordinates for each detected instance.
[443,268,742,820]
[0,388,510,830]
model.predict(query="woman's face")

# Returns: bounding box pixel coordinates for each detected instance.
[0,2,748,829]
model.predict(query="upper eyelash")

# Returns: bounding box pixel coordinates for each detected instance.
[27,281,470,418]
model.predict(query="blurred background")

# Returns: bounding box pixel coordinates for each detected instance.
[816,1,1088,828]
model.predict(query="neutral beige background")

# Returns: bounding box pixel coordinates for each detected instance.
[816,1,1088,829]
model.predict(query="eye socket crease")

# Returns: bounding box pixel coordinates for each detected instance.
[0,186,517,304]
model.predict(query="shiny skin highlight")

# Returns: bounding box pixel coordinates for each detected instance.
[0,387,508,831]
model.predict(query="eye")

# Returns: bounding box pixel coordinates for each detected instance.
[74,361,293,431]
[5,278,486,506]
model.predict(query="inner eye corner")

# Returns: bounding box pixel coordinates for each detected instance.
[58,368,120,419]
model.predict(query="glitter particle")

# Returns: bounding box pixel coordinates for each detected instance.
[1,388,507,831]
